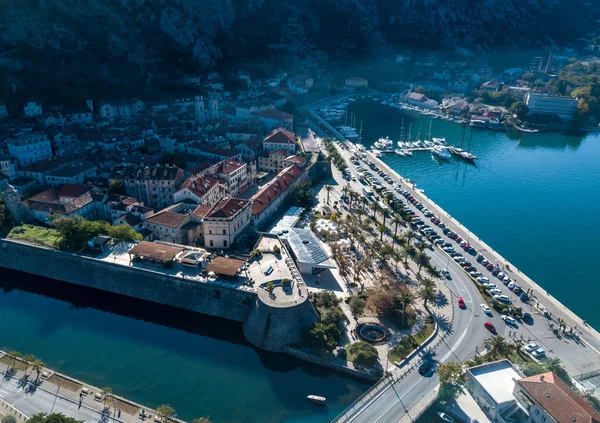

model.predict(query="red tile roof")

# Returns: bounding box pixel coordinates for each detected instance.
[252,165,302,215]
[284,155,307,165]
[251,109,293,121]
[517,372,600,423]
[145,211,187,228]
[176,175,218,198]
[206,197,249,219]
[193,204,212,219]
[212,159,245,175]
[263,128,295,145]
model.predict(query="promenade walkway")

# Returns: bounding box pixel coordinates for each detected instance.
[0,353,173,423]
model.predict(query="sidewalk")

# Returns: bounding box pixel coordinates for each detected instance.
[0,354,168,423]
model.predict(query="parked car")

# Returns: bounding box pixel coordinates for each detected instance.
[532,348,546,359]
[494,294,511,304]
[525,343,539,352]
[477,277,490,284]
[502,315,517,326]
[490,288,503,295]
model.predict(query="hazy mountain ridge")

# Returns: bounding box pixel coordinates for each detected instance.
[0,0,596,69]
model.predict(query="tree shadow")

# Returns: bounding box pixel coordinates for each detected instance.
[434,290,449,308]
[3,368,16,380]
[25,379,41,394]
[17,374,30,390]
[436,314,453,334]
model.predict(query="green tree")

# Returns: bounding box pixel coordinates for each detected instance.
[414,85,426,94]
[349,296,366,317]
[485,336,512,358]
[1,415,17,423]
[7,350,22,370]
[346,342,379,367]
[290,180,313,207]
[465,354,487,367]
[436,361,464,384]
[304,323,342,352]
[20,414,82,423]
[108,224,142,242]
[377,224,387,242]
[22,354,36,376]
[100,386,112,408]
[156,404,177,422]
[32,358,45,381]
[192,418,212,423]
[415,251,430,276]
[510,101,529,120]
[419,285,436,307]
[0,198,12,230]
[398,288,414,325]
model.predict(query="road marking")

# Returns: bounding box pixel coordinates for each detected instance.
[369,377,425,423]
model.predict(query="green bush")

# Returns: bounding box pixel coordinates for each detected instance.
[304,322,342,352]
[347,342,379,367]
[2,415,17,423]
[349,296,366,317]
[282,279,291,287]
[272,245,281,255]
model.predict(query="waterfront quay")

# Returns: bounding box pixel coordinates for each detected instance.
[303,121,600,422]
[0,351,173,423]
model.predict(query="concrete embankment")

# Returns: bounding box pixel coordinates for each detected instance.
[366,151,600,344]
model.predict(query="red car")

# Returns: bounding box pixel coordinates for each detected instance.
[456,237,463,243]
[458,297,465,308]
[486,263,494,270]
[484,322,496,333]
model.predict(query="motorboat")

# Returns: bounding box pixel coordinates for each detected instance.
[450,147,478,161]
[432,137,446,145]
[403,149,413,156]
[437,412,455,423]
[395,148,406,156]
[307,395,327,406]
[374,136,394,150]
[431,146,452,160]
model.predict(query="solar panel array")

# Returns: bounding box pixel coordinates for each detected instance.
[285,228,329,265]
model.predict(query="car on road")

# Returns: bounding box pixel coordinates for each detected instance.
[458,297,466,308]
[418,361,433,376]
[502,315,517,326]
[480,304,492,315]
[351,176,357,181]
[522,312,532,321]
[525,343,539,352]
[531,348,546,359]
[484,322,496,333]
[442,269,451,280]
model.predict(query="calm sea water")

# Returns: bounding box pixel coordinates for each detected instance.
[0,271,368,423]
[349,99,600,328]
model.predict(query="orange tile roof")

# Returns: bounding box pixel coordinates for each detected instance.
[206,197,250,219]
[251,165,302,215]
[517,372,600,423]
[263,128,295,145]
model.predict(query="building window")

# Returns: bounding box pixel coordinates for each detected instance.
[222,229,226,235]
[210,240,214,247]
[535,410,540,415]
[541,418,546,422]
[223,240,227,247]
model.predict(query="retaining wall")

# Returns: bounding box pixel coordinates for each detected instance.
[0,239,255,322]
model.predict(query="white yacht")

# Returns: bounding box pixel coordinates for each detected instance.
[395,148,406,156]
[374,136,394,150]
[432,146,452,160]
[432,137,447,145]
[403,149,413,156]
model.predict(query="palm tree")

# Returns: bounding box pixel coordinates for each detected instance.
[381,209,388,226]
[392,216,403,241]
[32,359,45,382]
[425,266,442,280]
[420,277,436,289]
[370,202,380,220]
[485,336,513,358]
[192,418,212,423]
[465,354,487,367]
[545,357,563,372]
[325,185,333,205]
[377,224,387,242]
[7,351,22,371]
[380,241,394,265]
[415,251,430,276]
[397,248,409,268]
[404,229,417,247]
[398,289,414,325]
[22,354,36,377]
[101,386,112,409]
[419,285,437,307]
[156,405,177,423]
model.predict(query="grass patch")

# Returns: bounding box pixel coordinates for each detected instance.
[8,224,62,249]
[47,374,82,392]
[0,355,29,371]
[388,320,435,363]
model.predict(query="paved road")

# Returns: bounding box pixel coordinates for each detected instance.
[318,139,506,423]
[0,375,112,423]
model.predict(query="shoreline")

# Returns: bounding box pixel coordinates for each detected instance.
[365,150,600,344]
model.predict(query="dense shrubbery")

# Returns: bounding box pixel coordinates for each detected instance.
[346,342,379,367]
[304,291,348,352]
[52,215,141,250]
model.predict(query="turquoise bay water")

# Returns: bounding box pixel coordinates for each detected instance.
[0,273,368,423]
[349,99,600,328]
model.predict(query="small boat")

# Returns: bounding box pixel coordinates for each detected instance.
[432,146,452,160]
[403,149,413,156]
[395,148,406,156]
[307,395,327,406]
[437,412,455,423]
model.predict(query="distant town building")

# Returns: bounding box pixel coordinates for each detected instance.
[44,162,97,187]
[174,174,221,206]
[109,165,184,209]
[0,156,16,180]
[524,93,578,120]
[200,197,252,249]
[405,92,439,109]
[262,127,297,153]
[7,133,53,167]
[344,77,369,88]
[144,203,203,245]
[201,159,251,197]
[258,149,288,173]
[98,99,144,121]
[287,75,314,94]
[23,100,42,118]
[251,109,294,132]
